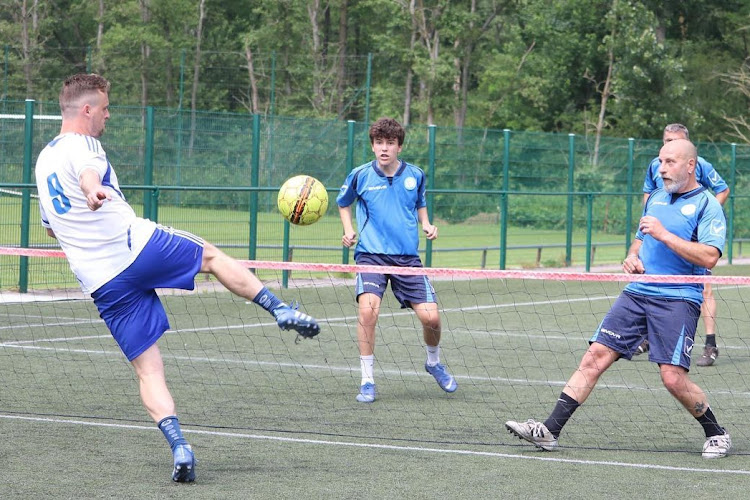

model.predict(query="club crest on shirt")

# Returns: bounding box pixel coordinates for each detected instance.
[404,177,417,190]
[681,204,696,216]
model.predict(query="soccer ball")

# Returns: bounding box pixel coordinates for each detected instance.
[277,175,329,225]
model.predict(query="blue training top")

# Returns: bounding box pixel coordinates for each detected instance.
[626,186,726,304]
[336,159,427,258]
[642,156,728,195]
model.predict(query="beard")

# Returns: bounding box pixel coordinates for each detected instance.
[663,175,688,194]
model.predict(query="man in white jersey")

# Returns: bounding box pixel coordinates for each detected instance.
[35,73,320,483]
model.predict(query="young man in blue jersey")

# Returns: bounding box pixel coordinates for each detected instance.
[336,117,457,403]
[35,74,320,483]
[635,123,730,367]
[506,138,731,458]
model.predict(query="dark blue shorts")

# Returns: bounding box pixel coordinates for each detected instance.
[355,253,437,309]
[91,226,204,361]
[591,291,700,370]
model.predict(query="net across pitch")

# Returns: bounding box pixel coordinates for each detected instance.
[2,247,750,455]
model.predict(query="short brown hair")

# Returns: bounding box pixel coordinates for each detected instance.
[369,117,405,146]
[663,123,689,139]
[59,73,111,114]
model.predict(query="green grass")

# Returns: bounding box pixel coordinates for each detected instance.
[2,276,750,497]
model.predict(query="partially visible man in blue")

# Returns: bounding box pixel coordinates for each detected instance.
[35,73,320,483]
[636,123,729,366]
[506,138,731,458]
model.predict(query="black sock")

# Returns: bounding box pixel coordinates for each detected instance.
[544,392,580,438]
[705,334,717,348]
[696,407,725,437]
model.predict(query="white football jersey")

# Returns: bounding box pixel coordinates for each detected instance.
[35,133,156,293]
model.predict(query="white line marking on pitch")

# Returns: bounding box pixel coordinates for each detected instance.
[0,413,747,475]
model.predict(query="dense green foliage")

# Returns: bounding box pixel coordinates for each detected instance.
[2,0,750,141]
[5,1,750,241]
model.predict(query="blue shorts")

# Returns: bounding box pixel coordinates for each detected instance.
[355,253,437,309]
[91,226,204,361]
[591,291,700,370]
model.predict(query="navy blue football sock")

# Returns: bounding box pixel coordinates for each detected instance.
[696,407,725,437]
[544,392,580,438]
[252,286,284,315]
[158,416,188,451]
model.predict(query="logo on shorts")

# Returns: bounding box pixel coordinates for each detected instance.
[681,204,696,216]
[363,281,381,289]
[404,177,417,190]
[685,337,694,357]
[600,327,620,339]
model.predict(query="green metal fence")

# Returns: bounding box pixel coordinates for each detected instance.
[3,102,750,292]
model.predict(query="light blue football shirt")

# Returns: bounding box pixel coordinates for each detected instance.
[626,187,726,304]
[336,160,427,258]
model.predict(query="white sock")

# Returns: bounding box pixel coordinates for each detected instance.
[360,355,374,385]
[426,345,440,366]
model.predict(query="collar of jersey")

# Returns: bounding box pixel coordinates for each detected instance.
[370,159,405,177]
[670,185,706,203]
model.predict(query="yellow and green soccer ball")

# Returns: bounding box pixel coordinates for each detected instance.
[277,175,329,225]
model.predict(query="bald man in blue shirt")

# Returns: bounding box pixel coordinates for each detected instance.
[636,123,729,366]
[506,138,731,458]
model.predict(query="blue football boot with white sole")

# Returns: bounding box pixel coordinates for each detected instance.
[172,443,196,483]
[425,363,458,393]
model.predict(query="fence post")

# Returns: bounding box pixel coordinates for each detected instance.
[249,114,260,262]
[585,194,593,272]
[499,129,510,269]
[143,106,155,219]
[19,99,34,293]
[425,124,436,267]
[282,220,291,288]
[566,133,575,266]
[176,49,185,204]
[361,53,372,163]
[625,137,635,253]
[342,120,355,265]
[3,45,8,104]
[728,143,736,263]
